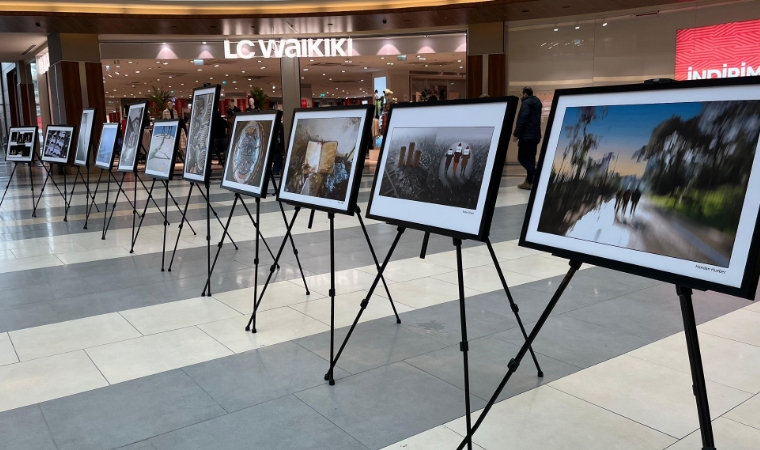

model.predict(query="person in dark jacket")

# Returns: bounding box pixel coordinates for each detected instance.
[512,87,542,190]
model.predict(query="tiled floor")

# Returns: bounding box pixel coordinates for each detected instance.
[1,161,759,449]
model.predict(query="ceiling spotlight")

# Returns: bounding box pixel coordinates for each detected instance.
[575,26,580,29]
[363,66,368,69]
[128,61,133,64]
[603,22,608,26]
[214,64,219,67]
[202,41,207,44]
[341,70,345,72]
[554,28,559,31]
[135,70,140,73]
[304,68,309,71]
[260,66,265,69]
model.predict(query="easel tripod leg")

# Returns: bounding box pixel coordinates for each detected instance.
[327,212,336,386]
[130,179,156,253]
[677,286,717,450]
[205,182,212,296]
[0,163,17,210]
[239,197,277,264]
[161,181,169,271]
[355,205,399,323]
[325,226,406,381]
[454,238,473,450]
[455,260,582,450]
[101,170,111,240]
[202,194,238,296]
[167,183,195,271]
[485,237,543,377]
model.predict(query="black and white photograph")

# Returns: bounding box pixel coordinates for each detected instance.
[6,127,37,162]
[42,126,75,164]
[378,127,494,210]
[74,108,96,166]
[221,112,279,197]
[117,102,147,172]
[522,79,760,297]
[144,120,180,179]
[279,106,371,213]
[95,123,120,170]
[184,85,219,183]
[367,98,517,239]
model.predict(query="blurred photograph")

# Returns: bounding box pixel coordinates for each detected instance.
[184,88,216,182]
[42,126,75,164]
[118,103,146,171]
[221,115,275,196]
[75,109,95,166]
[537,100,760,267]
[95,124,120,169]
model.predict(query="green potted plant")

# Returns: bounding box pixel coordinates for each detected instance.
[250,87,269,110]
[146,86,172,118]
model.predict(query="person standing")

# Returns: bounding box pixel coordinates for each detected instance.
[245,97,259,112]
[460,145,471,176]
[452,143,463,175]
[513,87,542,190]
[444,147,454,173]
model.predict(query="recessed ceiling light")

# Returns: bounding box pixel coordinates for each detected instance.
[380,56,385,59]
[459,66,463,69]
[342,70,345,72]
[241,70,245,73]
[257,60,262,63]
[260,66,265,69]
[575,26,580,29]
[214,64,219,68]
[363,66,368,69]
[554,28,559,31]
[210,77,213,79]
[304,68,309,71]
[202,41,207,44]
[135,70,140,73]
[156,61,160,64]
[603,22,608,26]
[128,61,133,64]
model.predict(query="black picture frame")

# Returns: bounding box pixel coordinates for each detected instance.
[519,76,760,300]
[183,84,221,185]
[94,123,121,171]
[74,107,97,167]
[220,110,283,199]
[6,126,38,163]
[366,96,519,241]
[276,104,373,216]
[41,125,77,165]
[144,119,181,181]
[117,101,149,173]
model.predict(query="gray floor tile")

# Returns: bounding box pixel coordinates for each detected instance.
[0,405,57,450]
[386,297,520,346]
[295,361,485,450]
[41,370,226,450]
[183,341,350,413]
[148,395,368,450]
[296,319,446,375]
[0,302,61,333]
[114,441,156,450]
[492,315,651,369]
[48,286,163,321]
[405,336,579,403]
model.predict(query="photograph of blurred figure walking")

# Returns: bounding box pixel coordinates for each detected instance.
[537,100,760,268]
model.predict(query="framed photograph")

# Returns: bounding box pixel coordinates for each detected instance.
[74,108,97,166]
[366,97,519,240]
[220,111,281,198]
[117,102,148,172]
[6,126,37,162]
[94,123,121,170]
[144,120,181,180]
[278,105,372,215]
[41,125,76,164]
[521,77,760,299]
[184,85,220,184]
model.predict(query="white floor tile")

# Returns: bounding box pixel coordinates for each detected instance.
[668,417,760,450]
[419,249,495,271]
[56,247,129,264]
[0,333,18,366]
[467,240,542,260]
[289,289,413,328]
[725,393,760,430]
[380,426,485,450]
[0,351,108,413]
[498,254,574,279]
[359,259,453,283]
[303,268,394,297]
[630,331,760,394]
[85,327,233,384]
[432,264,539,293]
[550,355,751,438]
[376,276,481,309]
[198,307,329,353]
[446,386,675,450]
[0,254,63,273]
[10,313,142,361]
[746,302,760,313]
[120,297,241,335]
[699,309,760,347]
[213,280,324,314]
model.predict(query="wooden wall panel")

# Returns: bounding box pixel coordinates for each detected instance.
[466,54,482,99]
[58,61,82,128]
[85,61,106,162]
[487,53,506,97]
[6,70,18,127]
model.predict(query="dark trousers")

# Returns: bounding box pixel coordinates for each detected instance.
[517,139,540,183]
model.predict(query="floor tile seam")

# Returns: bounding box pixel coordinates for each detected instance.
[193,324,238,356]
[83,348,113,389]
[400,355,492,405]
[6,331,20,363]
[543,384,683,441]
[697,328,760,349]
[290,384,381,450]
[178,365,235,415]
[722,412,760,432]
[623,352,757,395]
[35,402,65,450]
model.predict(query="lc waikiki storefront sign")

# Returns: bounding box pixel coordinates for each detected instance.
[224,38,353,59]
[675,18,760,80]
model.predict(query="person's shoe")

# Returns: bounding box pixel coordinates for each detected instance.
[517,181,533,190]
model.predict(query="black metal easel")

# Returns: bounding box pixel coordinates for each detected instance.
[32,160,70,220]
[0,162,36,213]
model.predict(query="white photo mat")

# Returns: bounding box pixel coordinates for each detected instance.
[368,102,508,237]
[279,108,367,212]
[144,120,180,179]
[118,103,147,172]
[221,113,278,196]
[74,109,96,166]
[41,126,75,164]
[183,86,218,183]
[6,126,37,162]
[95,123,120,170]
[524,85,760,289]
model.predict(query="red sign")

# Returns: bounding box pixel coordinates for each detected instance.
[675,19,760,80]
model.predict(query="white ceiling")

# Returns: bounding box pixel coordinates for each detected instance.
[0,33,47,61]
